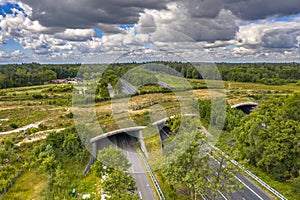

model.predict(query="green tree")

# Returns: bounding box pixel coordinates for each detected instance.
[162,116,242,199]
[94,146,131,175]
[102,170,137,196]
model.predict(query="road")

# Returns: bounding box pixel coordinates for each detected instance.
[208,157,273,200]
[120,78,138,95]
[109,133,156,200]
[229,174,273,200]
[107,83,115,97]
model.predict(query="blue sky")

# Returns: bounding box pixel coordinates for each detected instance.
[0,0,299,63]
[0,2,25,16]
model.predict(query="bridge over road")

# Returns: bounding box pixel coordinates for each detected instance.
[88,126,156,200]
[231,102,258,114]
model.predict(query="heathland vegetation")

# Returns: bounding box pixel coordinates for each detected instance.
[0,62,299,199]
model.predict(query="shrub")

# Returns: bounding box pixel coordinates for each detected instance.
[9,123,18,129]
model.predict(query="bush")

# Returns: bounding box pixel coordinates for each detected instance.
[9,123,18,129]
[32,94,43,99]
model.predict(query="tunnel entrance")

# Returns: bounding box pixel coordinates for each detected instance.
[96,132,138,153]
[152,114,198,148]
[231,102,258,114]
[157,123,171,148]
[235,105,257,114]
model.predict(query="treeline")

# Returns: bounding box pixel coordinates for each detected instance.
[0,63,80,89]
[1,62,300,89]
[218,62,300,85]
[160,61,300,85]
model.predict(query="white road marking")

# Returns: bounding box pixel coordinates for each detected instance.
[138,190,142,199]
[234,175,264,200]
[218,190,229,200]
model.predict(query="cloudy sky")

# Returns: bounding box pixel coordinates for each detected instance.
[0,0,300,63]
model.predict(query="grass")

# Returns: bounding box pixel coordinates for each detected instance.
[0,84,74,133]
[155,74,193,90]
[2,169,46,200]
[143,133,161,153]
[1,85,53,94]
[2,150,99,199]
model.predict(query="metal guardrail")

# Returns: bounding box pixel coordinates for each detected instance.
[210,144,288,200]
[138,147,165,200]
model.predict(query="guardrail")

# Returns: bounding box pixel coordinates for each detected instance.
[0,168,25,198]
[210,144,288,200]
[138,147,165,200]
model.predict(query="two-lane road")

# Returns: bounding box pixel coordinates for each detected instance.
[113,133,156,200]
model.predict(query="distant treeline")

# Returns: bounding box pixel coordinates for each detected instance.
[0,63,80,89]
[163,61,300,85]
[1,62,300,89]
[217,62,300,85]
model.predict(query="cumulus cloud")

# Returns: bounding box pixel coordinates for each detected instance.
[237,19,300,49]
[0,49,28,62]
[54,29,96,41]
[0,0,300,62]
[262,30,299,48]
[224,0,300,20]
[137,4,239,42]
[18,0,170,31]
[179,0,300,21]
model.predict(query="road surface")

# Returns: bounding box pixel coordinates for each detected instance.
[120,78,138,95]
[209,156,273,200]
[229,174,273,200]
[107,83,115,97]
[109,133,156,200]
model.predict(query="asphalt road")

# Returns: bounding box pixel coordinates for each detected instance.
[229,174,273,200]
[201,149,274,200]
[110,133,156,200]
[120,78,138,95]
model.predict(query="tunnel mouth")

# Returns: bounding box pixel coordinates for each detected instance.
[97,132,139,153]
[235,105,258,114]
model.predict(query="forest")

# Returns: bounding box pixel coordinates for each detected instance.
[1,62,300,89]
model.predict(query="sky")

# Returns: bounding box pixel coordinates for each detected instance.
[0,0,299,63]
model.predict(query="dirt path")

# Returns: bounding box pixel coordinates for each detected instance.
[16,128,65,146]
[0,121,44,135]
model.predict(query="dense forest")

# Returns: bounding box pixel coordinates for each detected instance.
[1,62,300,89]
[0,63,80,88]
[233,94,300,182]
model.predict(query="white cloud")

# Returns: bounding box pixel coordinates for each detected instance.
[237,19,300,48]
[0,1,300,62]
[54,29,96,41]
